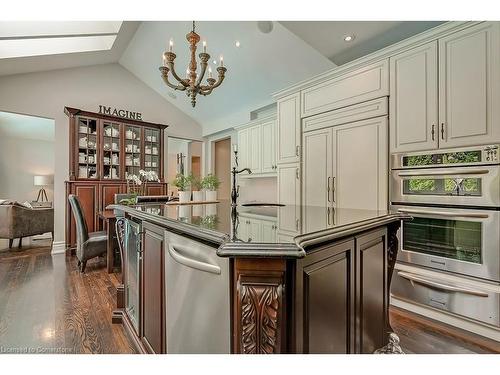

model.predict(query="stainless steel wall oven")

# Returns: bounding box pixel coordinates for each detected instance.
[390,145,500,326]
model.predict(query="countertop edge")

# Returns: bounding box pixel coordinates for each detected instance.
[110,204,410,259]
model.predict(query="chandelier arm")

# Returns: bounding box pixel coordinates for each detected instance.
[196,61,208,87]
[167,63,189,87]
[161,70,187,91]
[209,73,226,90]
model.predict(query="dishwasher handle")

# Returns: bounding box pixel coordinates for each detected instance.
[167,244,221,275]
[398,271,489,297]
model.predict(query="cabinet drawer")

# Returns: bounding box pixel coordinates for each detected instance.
[391,267,500,327]
[303,97,388,133]
[301,60,389,118]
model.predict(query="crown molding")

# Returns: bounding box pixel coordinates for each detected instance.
[272,21,483,100]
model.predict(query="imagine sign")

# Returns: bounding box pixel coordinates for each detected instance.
[98,105,143,121]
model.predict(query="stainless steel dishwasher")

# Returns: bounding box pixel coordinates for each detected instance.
[164,230,230,353]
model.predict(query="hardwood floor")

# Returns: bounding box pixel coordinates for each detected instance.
[0,241,498,354]
[0,241,135,354]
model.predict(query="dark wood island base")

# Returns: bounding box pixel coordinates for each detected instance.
[110,202,408,354]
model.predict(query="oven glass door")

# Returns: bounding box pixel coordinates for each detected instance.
[391,166,499,206]
[402,216,482,264]
[393,205,500,281]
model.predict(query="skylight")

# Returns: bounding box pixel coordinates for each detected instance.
[0,21,122,59]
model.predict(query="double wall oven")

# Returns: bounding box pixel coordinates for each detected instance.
[390,145,500,327]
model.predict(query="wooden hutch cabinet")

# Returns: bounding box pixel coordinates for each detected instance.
[64,107,168,248]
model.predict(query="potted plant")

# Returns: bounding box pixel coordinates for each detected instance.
[201,174,220,202]
[172,173,192,203]
[191,174,205,202]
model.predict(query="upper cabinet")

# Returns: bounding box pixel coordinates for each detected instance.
[439,22,500,148]
[237,117,277,176]
[301,60,389,118]
[389,42,438,152]
[390,22,500,152]
[277,93,301,164]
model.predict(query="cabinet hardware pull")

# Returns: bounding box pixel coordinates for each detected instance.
[327,177,331,202]
[295,145,300,157]
[168,244,221,275]
[431,124,435,141]
[440,123,445,140]
[296,168,300,180]
[397,271,488,297]
[296,219,300,231]
[327,207,331,226]
[332,177,336,203]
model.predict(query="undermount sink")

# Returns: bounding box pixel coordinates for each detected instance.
[241,203,285,207]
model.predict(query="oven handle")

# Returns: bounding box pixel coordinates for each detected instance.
[397,168,490,177]
[397,208,489,219]
[398,271,489,297]
[168,244,221,275]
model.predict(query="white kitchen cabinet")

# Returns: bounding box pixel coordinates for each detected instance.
[261,220,277,243]
[248,125,262,174]
[439,22,500,148]
[236,118,277,176]
[301,59,389,118]
[277,163,301,234]
[261,120,277,173]
[389,22,500,152]
[389,41,439,152]
[302,115,388,227]
[331,116,388,211]
[237,127,249,170]
[277,93,301,164]
[302,127,332,232]
[238,214,277,243]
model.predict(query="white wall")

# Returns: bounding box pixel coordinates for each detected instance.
[0,136,55,202]
[0,63,203,249]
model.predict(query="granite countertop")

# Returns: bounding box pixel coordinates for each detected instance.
[109,199,409,259]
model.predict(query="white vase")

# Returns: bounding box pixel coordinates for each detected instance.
[192,190,205,202]
[178,191,191,203]
[205,190,217,202]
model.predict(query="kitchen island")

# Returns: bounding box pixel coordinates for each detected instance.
[110,200,408,354]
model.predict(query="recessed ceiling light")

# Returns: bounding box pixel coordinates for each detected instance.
[343,34,355,42]
[168,92,177,99]
[235,40,240,47]
[213,60,217,64]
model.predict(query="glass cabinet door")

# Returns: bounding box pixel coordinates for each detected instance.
[102,120,121,179]
[125,125,142,178]
[144,128,160,178]
[77,117,98,179]
[125,219,141,334]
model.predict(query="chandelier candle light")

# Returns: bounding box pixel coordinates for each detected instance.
[159,21,227,107]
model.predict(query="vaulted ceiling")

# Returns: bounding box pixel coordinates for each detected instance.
[0,21,444,135]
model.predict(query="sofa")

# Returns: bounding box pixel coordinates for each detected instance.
[0,201,54,248]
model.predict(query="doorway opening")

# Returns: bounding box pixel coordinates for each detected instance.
[0,110,55,250]
[214,137,231,201]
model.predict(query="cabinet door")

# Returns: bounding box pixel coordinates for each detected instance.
[355,228,388,353]
[295,240,356,353]
[302,128,333,233]
[389,41,438,152]
[332,117,388,214]
[439,22,500,148]
[237,128,249,169]
[141,222,165,354]
[261,120,276,173]
[277,163,301,234]
[261,220,277,243]
[248,125,262,173]
[277,93,301,164]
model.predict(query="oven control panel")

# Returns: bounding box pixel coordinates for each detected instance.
[484,145,499,162]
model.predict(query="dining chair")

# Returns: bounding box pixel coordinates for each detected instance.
[68,194,107,273]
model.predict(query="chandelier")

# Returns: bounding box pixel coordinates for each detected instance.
[159,21,227,108]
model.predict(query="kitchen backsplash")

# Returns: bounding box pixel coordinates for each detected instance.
[238,176,277,203]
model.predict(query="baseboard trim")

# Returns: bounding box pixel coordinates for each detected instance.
[391,296,500,342]
[51,241,67,255]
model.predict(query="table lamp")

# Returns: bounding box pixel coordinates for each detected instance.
[34,175,53,202]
